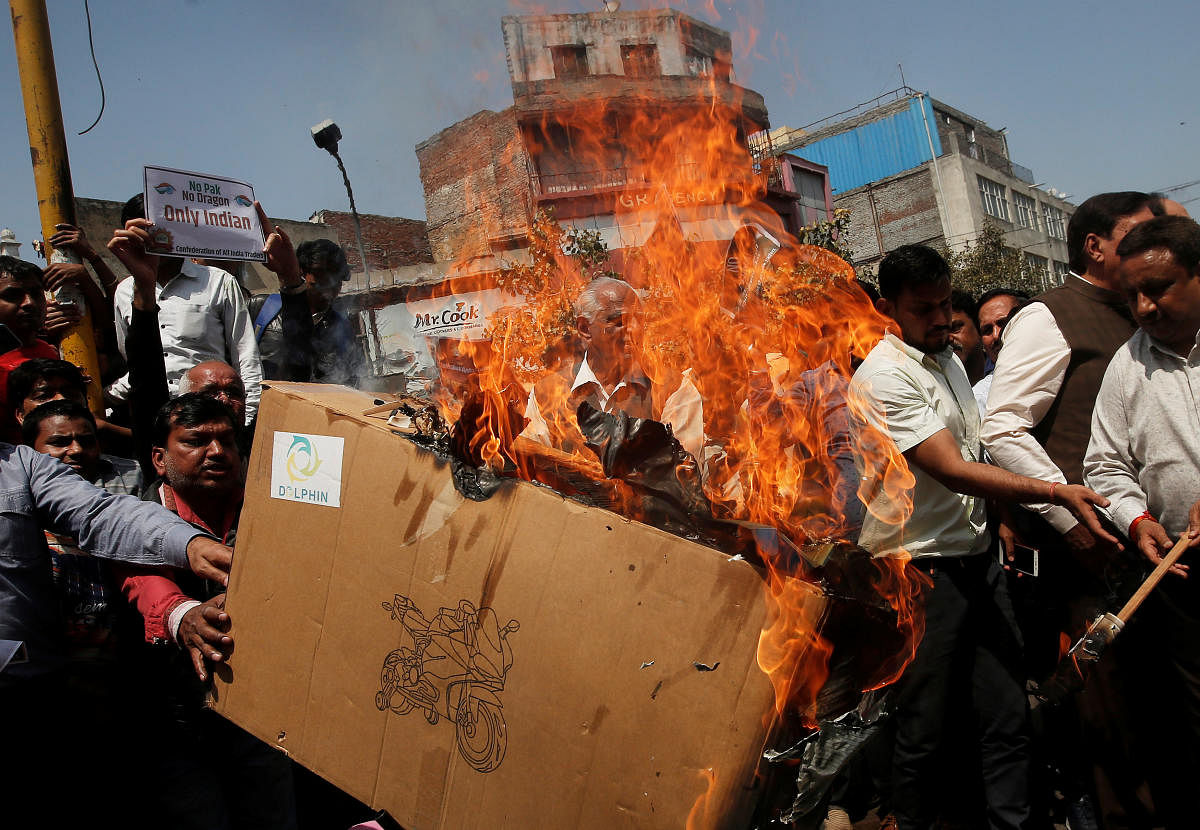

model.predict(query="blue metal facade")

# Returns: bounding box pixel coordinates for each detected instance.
[796,96,941,194]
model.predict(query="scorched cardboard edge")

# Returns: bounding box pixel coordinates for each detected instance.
[213,382,779,829]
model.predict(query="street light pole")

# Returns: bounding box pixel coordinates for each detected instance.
[311,119,384,376]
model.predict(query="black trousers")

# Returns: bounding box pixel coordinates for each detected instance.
[891,554,1031,830]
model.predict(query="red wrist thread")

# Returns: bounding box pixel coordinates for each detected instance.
[1048,481,1059,502]
[1129,512,1154,537]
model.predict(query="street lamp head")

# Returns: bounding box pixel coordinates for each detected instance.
[311,119,342,156]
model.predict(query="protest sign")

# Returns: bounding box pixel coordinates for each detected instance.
[142,165,265,261]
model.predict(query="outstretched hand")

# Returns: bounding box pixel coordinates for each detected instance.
[185,535,232,586]
[1052,484,1121,548]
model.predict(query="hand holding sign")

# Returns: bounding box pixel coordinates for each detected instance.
[255,201,302,289]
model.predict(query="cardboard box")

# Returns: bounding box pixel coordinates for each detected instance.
[214,383,780,828]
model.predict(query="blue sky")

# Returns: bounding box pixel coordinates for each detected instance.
[2,0,1197,251]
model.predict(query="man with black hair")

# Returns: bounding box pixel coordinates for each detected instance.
[1085,215,1200,826]
[850,244,1115,830]
[971,288,1028,413]
[249,231,365,386]
[21,399,139,667]
[0,255,57,442]
[107,193,263,422]
[8,357,87,423]
[981,192,1164,825]
[118,392,297,829]
[23,398,140,494]
[949,289,986,385]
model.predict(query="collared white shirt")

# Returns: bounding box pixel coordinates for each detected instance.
[850,332,989,559]
[1084,327,1200,539]
[972,372,993,418]
[110,260,263,421]
[522,355,705,462]
[980,275,1089,533]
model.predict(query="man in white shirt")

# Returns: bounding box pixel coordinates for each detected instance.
[981,191,1169,825]
[522,276,703,462]
[970,288,1027,414]
[850,245,1112,830]
[1084,215,1200,827]
[106,194,263,422]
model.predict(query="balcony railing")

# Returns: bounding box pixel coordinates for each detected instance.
[948,132,1034,184]
[529,161,760,198]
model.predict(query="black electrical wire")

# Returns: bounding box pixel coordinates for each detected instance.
[77,0,105,135]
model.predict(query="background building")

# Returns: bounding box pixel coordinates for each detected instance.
[416,8,831,277]
[771,88,1076,285]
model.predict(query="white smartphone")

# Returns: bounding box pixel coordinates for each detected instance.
[1000,539,1039,577]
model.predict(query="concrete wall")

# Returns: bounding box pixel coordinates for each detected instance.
[416,108,534,263]
[835,165,944,272]
[935,153,1073,270]
[501,9,731,84]
[308,210,432,273]
[932,100,1009,168]
[835,155,1075,280]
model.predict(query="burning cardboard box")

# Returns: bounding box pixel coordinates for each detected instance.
[213,382,785,828]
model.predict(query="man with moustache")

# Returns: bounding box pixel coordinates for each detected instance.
[971,288,1027,414]
[981,191,1164,825]
[1085,215,1200,827]
[850,244,1114,830]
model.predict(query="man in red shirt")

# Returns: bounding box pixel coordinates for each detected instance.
[120,392,297,829]
[0,256,57,442]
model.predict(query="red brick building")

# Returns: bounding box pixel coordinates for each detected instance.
[416,8,829,274]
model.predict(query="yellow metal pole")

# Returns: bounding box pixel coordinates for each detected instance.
[10,0,103,411]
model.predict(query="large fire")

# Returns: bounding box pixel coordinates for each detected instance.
[431,30,925,826]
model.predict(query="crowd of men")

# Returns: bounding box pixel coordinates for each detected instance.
[842,193,1200,830]
[2,186,1198,830]
[0,195,369,829]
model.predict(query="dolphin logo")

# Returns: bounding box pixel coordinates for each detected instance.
[286,435,322,483]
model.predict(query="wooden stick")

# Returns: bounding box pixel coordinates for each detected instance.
[1116,533,1192,622]
[361,399,403,416]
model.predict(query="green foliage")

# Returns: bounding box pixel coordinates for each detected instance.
[795,208,854,263]
[940,222,1050,298]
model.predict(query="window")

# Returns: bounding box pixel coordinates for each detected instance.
[978,176,1010,221]
[1042,204,1066,240]
[685,47,731,80]
[551,45,589,79]
[1013,192,1039,230]
[1053,260,1070,282]
[792,167,828,224]
[621,44,659,78]
[1025,252,1049,282]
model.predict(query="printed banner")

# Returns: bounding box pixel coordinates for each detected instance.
[143,165,266,261]
[270,432,345,508]
[363,288,515,382]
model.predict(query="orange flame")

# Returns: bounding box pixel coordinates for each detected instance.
[684,767,718,830]
[429,6,928,818]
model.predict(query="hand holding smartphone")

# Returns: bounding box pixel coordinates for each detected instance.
[1000,539,1039,577]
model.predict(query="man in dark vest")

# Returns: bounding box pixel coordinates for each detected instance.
[982,191,1162,826]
